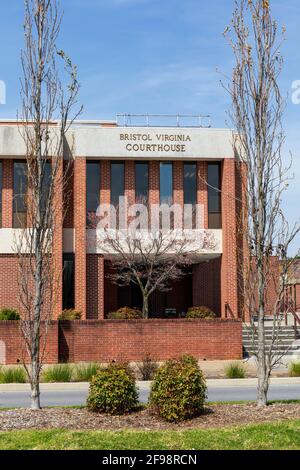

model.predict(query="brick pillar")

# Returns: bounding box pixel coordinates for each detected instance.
[100,160,111,206]
[2,160,13,227]
[149,161,160,205]
[173,161,183,228]
[221,159,239,318]
[98,160,111,319]
[74,158,87,317]
[52,157,64,319]
[125,161,135,206]
[149,161,160,231]
[197,161,208,229]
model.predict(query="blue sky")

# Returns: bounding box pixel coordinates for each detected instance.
[0,0,299,250]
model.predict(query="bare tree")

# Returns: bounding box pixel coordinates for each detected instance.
[224,0,300,405]
[16,0,81,409]
[96,226,216,318]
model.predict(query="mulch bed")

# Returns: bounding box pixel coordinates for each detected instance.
[0,403,300,431]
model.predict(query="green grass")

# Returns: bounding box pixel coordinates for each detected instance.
[289,362,300,377]
[42,364,73,383]
[72,363,99,382]
[0,420,299,450]
[224,362,246,379]
[0,366,27,384]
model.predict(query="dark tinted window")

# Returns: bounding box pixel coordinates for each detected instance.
[160,162,173,205]
[13,161,27,228]
[86,161,100,227]
[41,162,52,223]
[184,162,197,206]
[111,162,124,207]
[208,163,221,229]
[135,162,149,203]
[63,253,75,310]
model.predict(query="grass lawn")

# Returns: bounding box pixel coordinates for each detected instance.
[0,420,299,450]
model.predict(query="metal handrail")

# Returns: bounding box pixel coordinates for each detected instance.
[116,113,212,128]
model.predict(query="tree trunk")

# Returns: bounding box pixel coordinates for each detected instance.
[30,358,41,410]
[143,295,149,319]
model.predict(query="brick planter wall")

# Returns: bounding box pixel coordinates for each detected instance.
[0,322,58,365]
[59,319,242,363]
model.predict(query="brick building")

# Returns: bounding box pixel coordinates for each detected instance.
[0,116,249,363]
[0,117,244,322]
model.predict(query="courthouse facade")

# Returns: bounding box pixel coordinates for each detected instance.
[0,118,243,321]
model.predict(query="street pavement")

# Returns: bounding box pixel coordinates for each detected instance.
[0,378,299,408]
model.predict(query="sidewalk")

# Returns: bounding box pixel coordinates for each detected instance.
[1,377,300,392]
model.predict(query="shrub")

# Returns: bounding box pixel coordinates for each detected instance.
[289,362,300,377]
[186,306,216,319]
[150,355,207,422]
[0,366,26,383]
[138,355,158,381]
[73,363,100,382]
[42,364,73,383]
[58,309,82,321]
[87,363,139,415]
[107,306,143,320]
[225,362,246,379]
[0,309,20,321]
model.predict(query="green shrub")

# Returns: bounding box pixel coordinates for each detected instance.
[289,362,300,377]
[87,363,139,415]
[107,306,143,320]
[225,362,246,379]
[58,309,82,321]
[186,306,216,319]
[138,355,158,381]
[42,364,73,383]
[150,355,207,422]
[0,309,20,321]
[73,363,100,382]
[0,366,26,383]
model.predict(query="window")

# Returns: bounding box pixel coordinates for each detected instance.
[184,162,197,206]
[160,162,173,205]
[135,162,149,203]
[13,161,27,228]
[208,163,221,229]
[86,161,100,227]
[63,253,75,310]
[0,162,2,228]
[41,162,52,224]
[111,162,124,207]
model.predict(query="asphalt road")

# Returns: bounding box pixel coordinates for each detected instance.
[0,379,300,408]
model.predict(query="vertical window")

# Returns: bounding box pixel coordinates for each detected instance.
[41,162,52,224]
[208,162,221,229]
[184,162,197,205]
[160,162,173,205]
[111,162,124,207]
[13,161,27,228]
[86,161,100,227]
[0,162,2,228]
[135,162,149,203]
[63,253,75,310]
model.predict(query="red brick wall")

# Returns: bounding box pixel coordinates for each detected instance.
[87,254,105,319]
[193,258,221,315]
[197,161,208,229]
[0,255,21,311]
[74,158,87,317]
[221,160,239,318]
[0,321,58,365]
[2,159,13,227]
[59,319,242,362]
